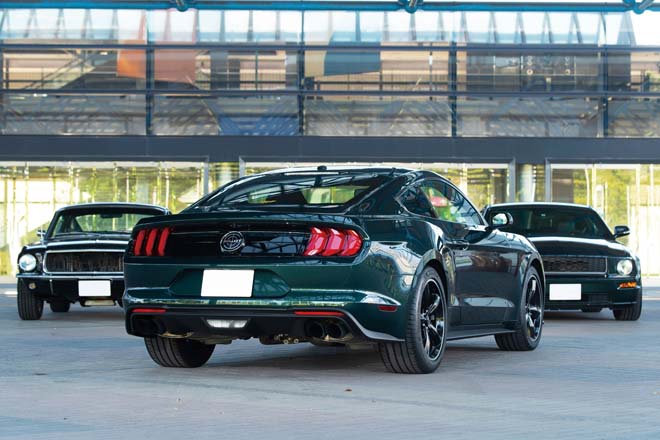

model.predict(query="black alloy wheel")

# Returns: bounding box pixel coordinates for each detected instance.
[495,267,544,351]
[379,267,447,374]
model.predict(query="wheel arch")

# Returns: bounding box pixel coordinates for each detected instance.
[530,257,546,294]
[423,258,449,302]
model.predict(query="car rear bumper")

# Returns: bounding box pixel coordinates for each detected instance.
[123,288,405,342]
[17,274,124,302]
[545,277,641,310]
[125,305,403,343]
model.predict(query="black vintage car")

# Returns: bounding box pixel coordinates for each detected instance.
[483,203,642,321]
[16,202,169,320]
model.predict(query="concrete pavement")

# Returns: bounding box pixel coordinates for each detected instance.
[0,284,659,439]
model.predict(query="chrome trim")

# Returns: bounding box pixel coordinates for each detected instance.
[546,271,608,277]
[45,240,128,247]
[44,249,125,275]
[17,274,124,280]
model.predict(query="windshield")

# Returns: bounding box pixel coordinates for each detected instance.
[194,172,389,210]
[48,209,159,238]
[487,207,612,239]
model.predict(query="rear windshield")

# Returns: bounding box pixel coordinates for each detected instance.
[487,207,612,239]
[194,172,389,210]
[48,209,160,238]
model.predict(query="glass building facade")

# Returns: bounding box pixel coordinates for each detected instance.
[1,3,660,274]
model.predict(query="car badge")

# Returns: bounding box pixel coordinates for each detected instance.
[219,231,245,254]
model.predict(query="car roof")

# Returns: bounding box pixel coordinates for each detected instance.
[486,202,595,210]
[54,202,169,214]
[258,166,415,176]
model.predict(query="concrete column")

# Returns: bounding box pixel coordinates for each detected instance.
[517,164,535,202]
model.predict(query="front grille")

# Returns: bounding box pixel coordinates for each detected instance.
[45,251,124,273]
[543,256,607,275]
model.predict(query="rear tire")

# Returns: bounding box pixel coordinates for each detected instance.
[144,336,215,368]
[378,267,447,374]
[49,301,71,313]
[495,267,544,351]
[613,295,642,321]
[17,280,43,321]
[581,307,602,313]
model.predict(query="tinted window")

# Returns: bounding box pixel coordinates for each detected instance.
[196,172,389,210]
[50,210,156,237]
[400,180,482,226]
[487,207,612,238]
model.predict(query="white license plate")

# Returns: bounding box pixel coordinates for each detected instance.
[201,270,254,298]
[549,284,582,301]
[78,280,111,297]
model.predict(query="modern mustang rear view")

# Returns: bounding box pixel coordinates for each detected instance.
[123,167,545,373]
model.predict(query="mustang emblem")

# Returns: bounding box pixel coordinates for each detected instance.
[219,231,245,253]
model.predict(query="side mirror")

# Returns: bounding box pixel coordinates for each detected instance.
[36,229,46,239]
[614,225,630,238]
[490,212,513,229]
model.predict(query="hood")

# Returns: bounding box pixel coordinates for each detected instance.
[527,236,631,258]
[22,233,130,254]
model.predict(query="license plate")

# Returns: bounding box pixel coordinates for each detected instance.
[78,280,111,297]
[201,270,254,298]
[549,284,582,301]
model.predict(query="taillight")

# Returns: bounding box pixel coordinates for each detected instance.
[303,227,363,257]
[132,227,171,257]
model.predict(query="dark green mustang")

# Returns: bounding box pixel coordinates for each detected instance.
[123,167,545,373]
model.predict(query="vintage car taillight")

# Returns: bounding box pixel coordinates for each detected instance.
[303,227,363,257]
[133,227,171,257]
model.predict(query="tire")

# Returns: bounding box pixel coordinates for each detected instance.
[17,280,44,321]
[613,294,642,321]
[495,267,544,351]
[378,266,447,374]
[144,336,215,368]
[50,301,71,313]
[581,307,603,313]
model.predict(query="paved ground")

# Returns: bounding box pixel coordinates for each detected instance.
[1,283,659,440]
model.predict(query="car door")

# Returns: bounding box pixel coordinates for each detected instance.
[418,179,519,326]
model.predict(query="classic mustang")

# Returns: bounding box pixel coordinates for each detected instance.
[483,203,642,321]
[17,202,169,320]
[123,167,545,373]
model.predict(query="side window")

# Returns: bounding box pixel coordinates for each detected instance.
[399,186,435,217]
[422,181,482,226]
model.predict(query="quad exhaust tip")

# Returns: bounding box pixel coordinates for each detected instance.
[305,320,349,341]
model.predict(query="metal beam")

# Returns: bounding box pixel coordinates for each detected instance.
[1,1,659,13]
[3,135,660,165]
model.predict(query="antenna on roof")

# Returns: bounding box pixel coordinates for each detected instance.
[317,165,328,172]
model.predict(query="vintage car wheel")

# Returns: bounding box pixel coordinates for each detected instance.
[495,267,544,351]
[581,307,603,313]
[613,294,642,321]
[144,336,215,368]
[49,301,71,313]
[378,267,447,374]
[17,280,44,321]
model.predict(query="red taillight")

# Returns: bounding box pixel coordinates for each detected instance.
[304,227,328,256]
[133,226,172,257]
[132,308,166,314]
[378,305,398,312]
[133,229,147,256]
[303,227,363,257]
[145,228,159,256]
[156,227,171,257]
[321,228,345,256]
[294,310,345,317]
[340,229,362,257]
